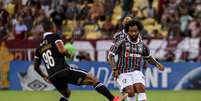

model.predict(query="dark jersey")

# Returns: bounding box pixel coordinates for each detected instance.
[34,32,70,77]
[109,35,150,73]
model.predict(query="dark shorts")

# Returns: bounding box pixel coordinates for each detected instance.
[49,67,88,92]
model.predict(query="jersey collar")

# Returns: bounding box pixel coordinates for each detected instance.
[43,32,53,38]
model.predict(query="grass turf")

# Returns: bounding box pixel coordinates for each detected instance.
[0,90,200,101]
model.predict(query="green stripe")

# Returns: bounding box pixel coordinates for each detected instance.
[136,44,138,67]
[122,45,126,72]
[129,44,132,71]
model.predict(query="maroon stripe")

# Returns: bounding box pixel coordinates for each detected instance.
[124,46,129,72]
[137,44,141,70]
[118,47,123,72]
[132,44,136,70]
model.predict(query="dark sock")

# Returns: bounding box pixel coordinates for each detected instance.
[59,97,69,101]
[93,82,114,101]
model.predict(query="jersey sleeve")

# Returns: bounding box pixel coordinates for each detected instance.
[53,34,63,44]
[34,48,42,60]
[142,44,150,58]
[108,37,125,56]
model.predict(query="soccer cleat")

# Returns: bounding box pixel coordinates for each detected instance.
[112,96,121,101]
[112,93,128,101]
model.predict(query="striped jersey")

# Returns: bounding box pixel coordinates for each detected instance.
[109,31,150,73]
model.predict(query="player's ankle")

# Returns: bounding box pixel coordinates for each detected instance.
[59,97,69,101]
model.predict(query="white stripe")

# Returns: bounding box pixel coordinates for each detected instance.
[94,83,103,88]
[55,39,63,44]
[144,55,151,58]
[108,51,115,56]
[60,96,69,100]
[110,42,115,45]
[69,67,87,74]
[34,56,39,59]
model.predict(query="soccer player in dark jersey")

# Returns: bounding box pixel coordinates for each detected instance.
[33,20,126,101]
[107,19,164,101]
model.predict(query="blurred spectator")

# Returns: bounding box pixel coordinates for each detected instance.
[40,0,51,13]
[158,0,168,21]
[72,21,85,39]
[101,16,114,39]
[179,2,193,36]
[0,1,9,25]
[194,0,201,21]
[103,0,115,17]
[12,16,28,40]
[164,50,176,62]
[150,29,163,38]
[161,10,180,38]
[0,19,8,39]
[146,0,158,20]
[76,51,91,61]
[50,7,65,33]
[5,0,15,17]
[64,1,79,20]
[88,0,104,23]
[29,10,47,40]
[78,0,91,20]
[121,0,133,19]
[188,19,201,37]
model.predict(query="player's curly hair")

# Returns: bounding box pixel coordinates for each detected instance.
[124,19,143,33]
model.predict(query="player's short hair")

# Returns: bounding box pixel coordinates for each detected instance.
[42,20,55,32]
[124,19,143,33]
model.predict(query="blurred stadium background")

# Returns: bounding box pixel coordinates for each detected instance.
[0,0,201,101]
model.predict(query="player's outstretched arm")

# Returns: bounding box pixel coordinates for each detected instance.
[145,56,164,71]
[108,54,119,79]
[33,58,48,78]
[55,40,72,58]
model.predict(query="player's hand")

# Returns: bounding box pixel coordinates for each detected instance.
[112,69,119,80]
[43,76,51,84]
[157,63,164,71]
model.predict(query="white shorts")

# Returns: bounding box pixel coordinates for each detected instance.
[116,71,145,92]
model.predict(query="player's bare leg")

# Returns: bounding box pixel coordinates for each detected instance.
[124,86,136,101]
[134,83,147,101]
[81,73,126,101]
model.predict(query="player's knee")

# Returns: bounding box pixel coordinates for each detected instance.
[124,86,135,97]
[83,73,98,85]
[134,83,145,93]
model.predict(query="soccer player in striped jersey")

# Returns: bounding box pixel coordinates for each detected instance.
[108,19,164,101]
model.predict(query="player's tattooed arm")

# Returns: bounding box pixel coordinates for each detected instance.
[108,54,119,78]
[108,54,117,70]
[143,44,164,71]
[145,56,164,71]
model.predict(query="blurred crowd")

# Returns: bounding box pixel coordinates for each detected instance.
[0,0,200,40]
[0,0,201,62]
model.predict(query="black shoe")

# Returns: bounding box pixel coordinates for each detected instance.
[59,97,68,101]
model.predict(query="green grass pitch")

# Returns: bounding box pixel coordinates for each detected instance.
[0,90,200,101]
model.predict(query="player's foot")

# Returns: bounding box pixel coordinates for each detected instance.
[112,94,128,101]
